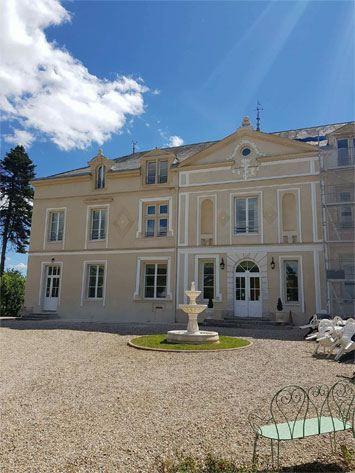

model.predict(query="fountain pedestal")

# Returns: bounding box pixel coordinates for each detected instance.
[167,282,219,345]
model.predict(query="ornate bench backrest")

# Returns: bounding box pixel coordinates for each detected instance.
[321,380,355,434]
[270,385,328,440]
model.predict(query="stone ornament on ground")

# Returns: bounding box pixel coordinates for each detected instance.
[167,281,219,344]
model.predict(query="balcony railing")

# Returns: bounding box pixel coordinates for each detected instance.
[234,225,258,234]
[145,230,168,237]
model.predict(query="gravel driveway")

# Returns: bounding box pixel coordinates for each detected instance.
[0,319,353,473]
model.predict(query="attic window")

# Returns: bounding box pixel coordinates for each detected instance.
[96,165,105,189]
[146,160,168,184]
[241,147,251,157]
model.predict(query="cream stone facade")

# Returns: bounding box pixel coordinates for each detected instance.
[25,117,348,326]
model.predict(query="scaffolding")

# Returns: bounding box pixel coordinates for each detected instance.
[320,144,355,316]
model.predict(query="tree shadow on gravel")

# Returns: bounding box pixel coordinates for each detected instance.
[275,462,345,472]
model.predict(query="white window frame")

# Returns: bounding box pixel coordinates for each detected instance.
[85,204,110,248]
[48,210,65,242]
[136,197,173,238]
[87,264,105,300]
[96,165,105,189]
[43,207,67,250]
[80,260,107,306]
[90,208,107,241]
[229,191,263,244]
[146,159,168,185]
[279,256,304,312]
[194,255,222,302]
[234,196,259,235]
[133,256,172,300]
[201,260,215,301]
[143,262,168,299]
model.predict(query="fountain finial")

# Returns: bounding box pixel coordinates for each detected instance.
[191,281,195,291]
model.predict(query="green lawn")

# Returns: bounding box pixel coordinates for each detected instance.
[129,334,250,351]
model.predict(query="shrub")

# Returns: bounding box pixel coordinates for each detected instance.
[277,298,283,311]
[0,269,25,316]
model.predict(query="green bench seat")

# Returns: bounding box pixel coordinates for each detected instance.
[258,416,352,440]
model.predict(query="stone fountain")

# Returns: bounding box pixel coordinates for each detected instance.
[167,282,220,344]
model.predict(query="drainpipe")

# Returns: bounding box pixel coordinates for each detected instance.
[173,164,180,324]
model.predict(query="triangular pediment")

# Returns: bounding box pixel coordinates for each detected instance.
[140,147,175,161]
[179,127,317,169]
[88,149,114,170]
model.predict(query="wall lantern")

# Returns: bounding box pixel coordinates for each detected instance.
[51,257,55,263]
[220,258,225,270]
[270,257,275,270]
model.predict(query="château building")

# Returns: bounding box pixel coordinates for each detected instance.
[24,117,355,325]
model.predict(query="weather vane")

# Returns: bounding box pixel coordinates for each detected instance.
[255,101,263,132]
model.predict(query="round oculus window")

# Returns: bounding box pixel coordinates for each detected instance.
[241,147,251,156]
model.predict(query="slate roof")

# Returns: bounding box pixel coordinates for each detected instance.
[35,122,353,181]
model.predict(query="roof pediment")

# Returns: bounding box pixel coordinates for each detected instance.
[88,149,114,170]
[140,147,175,160]
[179,127,317,169]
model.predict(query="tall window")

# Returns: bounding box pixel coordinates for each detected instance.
[91,209,106,240]
[146,160,168,184]
[49,211,64,241]
[337,139,355,166]
[339,191,353,228]
[96,165,105,189]
[285,261,298,302]
[203,262,214,300]
[343,262,355,301]
[145,203,168,237]
[235,197,258,234]
[144,263,167,298]
[87,264,104,299]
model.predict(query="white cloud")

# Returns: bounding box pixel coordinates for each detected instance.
[5,129,35,148]
[10,263,27,270]
[152,89,160,95]
[145,122,150,128]
[0,0,149,150]
[167,135,184,147]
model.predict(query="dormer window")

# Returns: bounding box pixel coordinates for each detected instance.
[146,160,168,184]
[96,165,105,189]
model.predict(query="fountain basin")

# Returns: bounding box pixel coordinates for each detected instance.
[167,329,220,344]
[178,304,207,314]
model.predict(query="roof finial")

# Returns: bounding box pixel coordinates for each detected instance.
[239,116,253,130]
[255,101,263,132]
[97,149,103,158]
[132,140,137,154]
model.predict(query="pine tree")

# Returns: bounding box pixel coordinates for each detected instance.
[0,146,35,276]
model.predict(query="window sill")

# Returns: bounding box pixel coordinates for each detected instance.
[134,296,172,302]
[136,232,174,239]
[47,240,63,243]
[233,233,259,236]
[88,239,106,242]
[86,298,103,302]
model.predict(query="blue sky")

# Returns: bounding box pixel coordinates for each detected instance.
[1,0,354,273]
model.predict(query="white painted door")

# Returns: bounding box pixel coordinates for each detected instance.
[234,261,262,318]
[43,265,60,311]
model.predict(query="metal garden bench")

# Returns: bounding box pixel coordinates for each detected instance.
[248,380,354,470]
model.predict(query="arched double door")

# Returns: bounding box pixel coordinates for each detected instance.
[234,260,262,318]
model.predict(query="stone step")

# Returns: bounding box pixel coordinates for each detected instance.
[204,318,293,329]
[20,313,60,320]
